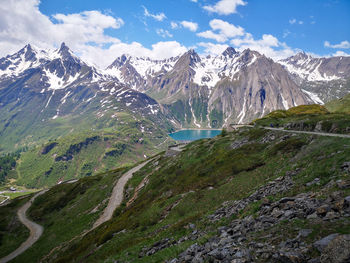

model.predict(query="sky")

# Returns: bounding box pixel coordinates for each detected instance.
[0,0,349,68]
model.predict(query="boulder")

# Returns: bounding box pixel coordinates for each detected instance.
[320,235,350,263]
[314,234,339,252]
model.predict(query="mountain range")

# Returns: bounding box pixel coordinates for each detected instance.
[0,43,349,185]
[1,44,349,133]
[106,46,350,127]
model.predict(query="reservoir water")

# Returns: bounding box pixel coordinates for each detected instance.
[169,129,222,141]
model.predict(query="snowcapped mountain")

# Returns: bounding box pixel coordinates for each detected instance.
[1,43,348,137]
[279,52,350,103]
[279,52,349,82]
[0,43,175,152]
[107,48,312,127]
[105,54,179,91]
[0,43,116,92]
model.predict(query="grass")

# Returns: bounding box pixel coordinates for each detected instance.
[9,167,126,263]
[254,104,350,134]
[33,127,340,262]
[326,93,350,114]
[0,195,31,258]
[1,190,38,199]
[11,113,175,189]
[2,111,350,262]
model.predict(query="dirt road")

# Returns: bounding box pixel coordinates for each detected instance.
[263,127,350,138]
[0,190,47,263]
[92,160,151,229]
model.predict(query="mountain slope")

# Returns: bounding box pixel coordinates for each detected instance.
[0,43,175,151]
[2,113,350,262]
[326,93,350,114]
[0,44,176,187]
[279,52,350,103]
[108,48,313,127]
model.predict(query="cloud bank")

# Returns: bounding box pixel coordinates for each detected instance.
[0,0,187,68]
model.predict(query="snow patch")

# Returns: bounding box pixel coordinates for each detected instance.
[301,89,324,104]
[280,93,289,109]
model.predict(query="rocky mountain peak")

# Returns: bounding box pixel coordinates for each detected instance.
[222,47,237,58]
[58,42,73,59]
[293,51,310,61]
[238,49,262,65]
[20,44,38,61]
[108,54,130,69]
[174,49,201,69]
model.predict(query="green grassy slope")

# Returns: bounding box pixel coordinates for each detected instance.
[6,112,174,188]
[254,104,350,134]
[3,123,348,262]
[0,195,31,258]
[326,93,350,114]
[4,167,127,262]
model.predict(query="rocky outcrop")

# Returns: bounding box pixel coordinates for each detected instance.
[155,172,350,263]
[320,234,350,263]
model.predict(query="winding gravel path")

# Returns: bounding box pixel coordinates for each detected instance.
[0,190,47,263]
[92,160,151,229]
[263,127,350,138]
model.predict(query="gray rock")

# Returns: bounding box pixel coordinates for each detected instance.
[279,197,296,203]
[314,234,339,252]
[345,196,350,204]
[277,250,306,263]
[308,258,320,263]
[320,235,350,263]
[341,162,350,172]
[298,229,313,238]
[307,213,318,219]
[208,248,224,260]
[324,211,339,220]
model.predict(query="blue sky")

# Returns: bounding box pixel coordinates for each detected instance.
[0,0,349,68]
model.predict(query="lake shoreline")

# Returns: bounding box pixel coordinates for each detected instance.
[170,128,222,133]
[169,129,222,141]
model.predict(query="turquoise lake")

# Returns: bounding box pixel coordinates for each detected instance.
[169,129,222,141]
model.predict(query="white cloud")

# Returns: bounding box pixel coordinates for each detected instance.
[210,19,244,38]
[197,31,227,42]
[333,50,350,57]
[196,18,294,60]
[142,6,166,21]
[198,42,229,56]
[171,21,179,29]
[283,30,291,38]
[289,18,303,25]
[81,41,187,68]
[203,0,247,15]
[180,21,198,32]
[156,28,173,38]
[0,0,187,68]
[0,0,123,55]
[197,19,244,42]
[190,0,198,2]
[289,18,296,24]
[324,40,350,49]
[230,33,295,60]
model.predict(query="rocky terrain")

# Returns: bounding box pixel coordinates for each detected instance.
[171,174,350,263]
[279,52,350,103]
